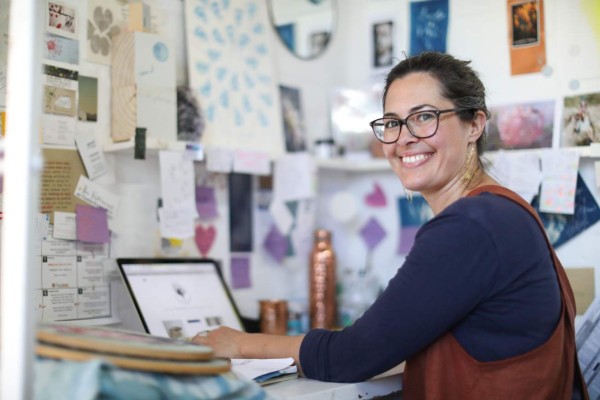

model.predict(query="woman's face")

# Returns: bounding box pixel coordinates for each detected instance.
[381,72,481,197]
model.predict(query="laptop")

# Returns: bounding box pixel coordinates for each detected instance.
[116,258,245,339]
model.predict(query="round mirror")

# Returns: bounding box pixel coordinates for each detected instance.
[267,0,336,60]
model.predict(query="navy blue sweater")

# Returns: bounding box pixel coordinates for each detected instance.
[300,192,561,382]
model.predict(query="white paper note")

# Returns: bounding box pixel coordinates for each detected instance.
[206,147,233,173]
[74,175,120,231]
[159,151,197,218]
[158,206,195,239]
[75,130,107,180]
[53,211,77,240]
[233,149,271,175]
[41,115,77,147]
[269,198,294,235]
[539,151,579,214]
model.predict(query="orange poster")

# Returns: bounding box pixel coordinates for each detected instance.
[507,0,546,75]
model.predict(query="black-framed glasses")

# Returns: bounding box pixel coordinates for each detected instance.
[369,108,476,143]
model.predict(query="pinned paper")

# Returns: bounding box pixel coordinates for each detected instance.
[74,175,120,231]
[359,217,386,251]
[195,224,216,256]
[76,205,110,243]
[273,153,315,202]
[158,207,194,239]
[365,183,387,207]
[159,150,197,217]
[507,0,547,75]
[206,147,233,173]
[53,211,77,240]
[532,174,600,248]
[269,198,294,235]
[263,224,288,263]
[196,185,218,219]
[233,149,271,175]
[42,115,76,147]
[539,151,579,214]
[231,256,251,289]
[75,130,108,180]
[410,0,449,54]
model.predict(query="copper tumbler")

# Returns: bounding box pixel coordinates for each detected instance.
[259,299,288,335]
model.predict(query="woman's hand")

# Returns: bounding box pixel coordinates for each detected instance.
[191,326,246,359]
[191,326,305,368]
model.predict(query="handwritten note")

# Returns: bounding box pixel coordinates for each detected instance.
[539,151,579,214]
[74,175,120,231]
[159,150,197,218]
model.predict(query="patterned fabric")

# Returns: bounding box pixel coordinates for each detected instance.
[35,358,273,400]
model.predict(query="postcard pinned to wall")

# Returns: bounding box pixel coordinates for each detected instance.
[507,0,546,75]
[44,34,79,65]
[561,92,600,147]
[43,85,77,117]
[47,1,78,40]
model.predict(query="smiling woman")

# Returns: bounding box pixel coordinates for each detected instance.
[266,0,336,60]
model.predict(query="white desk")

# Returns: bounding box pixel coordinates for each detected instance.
[263,365,403,400]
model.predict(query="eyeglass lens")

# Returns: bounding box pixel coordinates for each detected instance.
[372,110,440,142]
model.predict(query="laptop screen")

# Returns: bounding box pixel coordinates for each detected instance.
[116,258,244,339]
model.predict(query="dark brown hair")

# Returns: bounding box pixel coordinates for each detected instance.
[382,52,491,156]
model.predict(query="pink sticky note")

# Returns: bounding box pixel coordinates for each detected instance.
[231,256,251,289]
[365,183,387,207]
[76,205,110,243]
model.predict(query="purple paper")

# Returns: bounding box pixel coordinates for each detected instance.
[196,185,218,219]
[76,205,110,243]
[365,183,387,207]
[397,196,433,255]
[359,217,386,251]
[263,224,288,263]
[230,256,251,289]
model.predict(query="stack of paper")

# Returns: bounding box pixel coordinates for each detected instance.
[231,358,298,386]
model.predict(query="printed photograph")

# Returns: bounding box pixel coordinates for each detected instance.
[279,85,306,152]
[561,92,600,147]
[511,0,539,47]
[485,100,554,151]
[78,75,98,122]
[373,21,394,68]
[310,31,330,58]
[47,1,77,39]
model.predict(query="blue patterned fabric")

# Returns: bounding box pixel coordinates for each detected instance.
[35,358,272,400]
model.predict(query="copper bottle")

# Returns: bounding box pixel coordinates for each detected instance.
[309,229,337,329]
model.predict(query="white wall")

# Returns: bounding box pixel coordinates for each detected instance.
[108,0,600,327]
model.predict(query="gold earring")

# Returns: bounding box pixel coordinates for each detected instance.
[462,143,477,185]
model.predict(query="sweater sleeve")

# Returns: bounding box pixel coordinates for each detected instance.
[299,212,500,382]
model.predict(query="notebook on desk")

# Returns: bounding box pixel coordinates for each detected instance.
[116,258,245,339]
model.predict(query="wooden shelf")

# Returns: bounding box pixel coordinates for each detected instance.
[316,157,389,172]
[316,145,600,173]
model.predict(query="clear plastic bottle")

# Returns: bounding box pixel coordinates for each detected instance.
[309,229,337,329]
